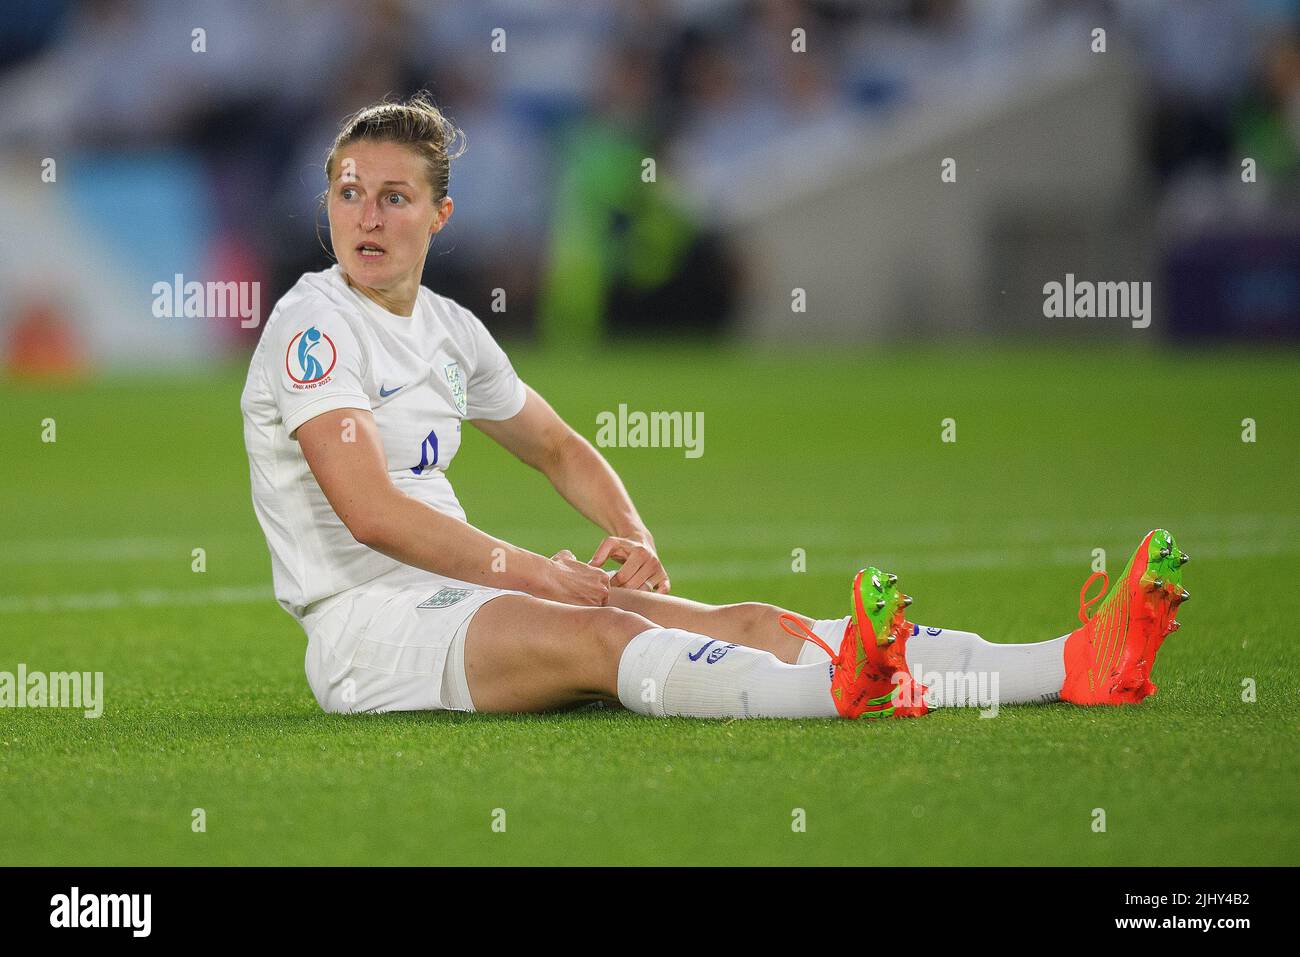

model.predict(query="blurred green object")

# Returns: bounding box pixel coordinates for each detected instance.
[538,120,697,347]
[1234,99,1300,181]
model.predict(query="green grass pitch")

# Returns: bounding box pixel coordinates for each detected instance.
[1,343,1297,866]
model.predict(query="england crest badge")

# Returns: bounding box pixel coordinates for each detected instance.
[418,587,476,609]
[444,362,467,416]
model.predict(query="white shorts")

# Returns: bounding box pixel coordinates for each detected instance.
[299,567,525,715]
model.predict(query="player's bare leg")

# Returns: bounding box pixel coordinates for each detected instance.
[605,588,809,663]
[464,531,1187,718]
[463,594,653,712]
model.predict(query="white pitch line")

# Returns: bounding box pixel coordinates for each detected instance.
[0,584,273,615]
[0,538,191,564]
[497,512,1300,553]
[5,511,1294,565]
[659,537,1300,581]
[1,537,1293,614]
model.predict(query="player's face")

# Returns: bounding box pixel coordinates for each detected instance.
[327,139,451,297]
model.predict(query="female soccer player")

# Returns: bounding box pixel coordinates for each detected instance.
[241,95,1190,720]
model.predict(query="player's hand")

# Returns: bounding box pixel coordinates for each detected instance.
[543,549,612,606]
[589,535,670,594]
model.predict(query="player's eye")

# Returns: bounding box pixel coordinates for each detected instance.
[386,193,407,206]
[340,186,357,201]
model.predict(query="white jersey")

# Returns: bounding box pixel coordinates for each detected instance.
[240,264,526,620]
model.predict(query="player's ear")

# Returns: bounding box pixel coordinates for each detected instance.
[431,196,453,235]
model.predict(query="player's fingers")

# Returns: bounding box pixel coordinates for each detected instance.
[590,567,612,605]
[629,559,668,593]
[564,564,610,606]
[621,555,664,592]
[610,551,650,588]
[646,573,671,594]
[589,537,624,567]
[625,569,654,591]
[590,538,634,566]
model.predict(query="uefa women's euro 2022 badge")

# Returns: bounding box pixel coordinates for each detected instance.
[285,327,336,390]
[444,362,467,415]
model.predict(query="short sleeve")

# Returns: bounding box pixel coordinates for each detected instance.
[264,308,371,438]
[463,310,526,421]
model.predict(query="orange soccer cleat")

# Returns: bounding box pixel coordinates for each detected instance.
[1061,529,1190,705]
[780,567,929,719]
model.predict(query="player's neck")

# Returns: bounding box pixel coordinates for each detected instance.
[343,271,418,317]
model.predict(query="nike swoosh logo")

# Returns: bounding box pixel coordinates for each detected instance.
[687,640,717,662]
[378,384,403,398]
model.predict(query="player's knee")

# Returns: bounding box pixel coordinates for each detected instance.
[724,602,785,641]
[572,606,653,668]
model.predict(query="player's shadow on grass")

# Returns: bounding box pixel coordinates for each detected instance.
[325,702,630,727]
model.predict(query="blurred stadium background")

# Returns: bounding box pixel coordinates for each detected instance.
[1,0,1298,373]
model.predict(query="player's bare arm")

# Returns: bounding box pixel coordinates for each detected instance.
[470,384,671,593]
[296,406,610,606]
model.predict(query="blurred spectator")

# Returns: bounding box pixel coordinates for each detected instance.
[1235,30,1300,190]
[538,42,736,344]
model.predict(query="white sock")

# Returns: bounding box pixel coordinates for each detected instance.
[616,627,838,719]
[906,625,1067,707]
[796,617,850,665]
[792,618,1066,707]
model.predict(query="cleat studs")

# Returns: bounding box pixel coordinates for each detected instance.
[875,599,886,611]
[902,594,914,606]
[1153,578,1164,588]
[1179,589,1190,602]
[871,575,881,591]
[886,573,898,586]
[1159,547,1171,559]
[1179,552,1190,565]
[1168,620,1181,633]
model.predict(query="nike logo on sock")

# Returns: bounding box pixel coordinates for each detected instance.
[687,640,717,661]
